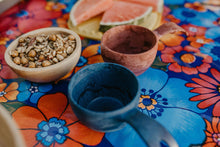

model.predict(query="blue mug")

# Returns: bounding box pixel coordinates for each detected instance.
[68,63,177,147]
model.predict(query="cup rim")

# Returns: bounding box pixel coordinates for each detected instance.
[68,62,140,116]
[101,25,158,56]
[4,27,81,72]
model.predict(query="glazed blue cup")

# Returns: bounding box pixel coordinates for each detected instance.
[68,63,177,147]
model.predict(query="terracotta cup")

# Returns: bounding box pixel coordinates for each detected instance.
[101,22,187,75]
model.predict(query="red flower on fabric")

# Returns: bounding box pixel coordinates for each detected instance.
[186,68,220,116]
[0,0,62,33]
[1,27,22,40]
[0,45,18,82]
[160,45,212,75]
[187,36,213,48]
[181,24,206,36]
[203,117,220,146]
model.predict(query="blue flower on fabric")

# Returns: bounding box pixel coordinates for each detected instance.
[172,7,218,27]
[17,81,52,104]
[205,27,220,43]
[200,42,220,62]
[36,117,69,146]
[106,68,206,147]
[186,0,206,3]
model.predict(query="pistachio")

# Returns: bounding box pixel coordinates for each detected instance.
[28,50,37,57]
[28,62,36,68]
[21,57,28,65]
[13,57,21,65]
[10,50,19,57]
[42,60,52,67]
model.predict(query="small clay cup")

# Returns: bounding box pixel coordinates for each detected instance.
[101,22,187,75]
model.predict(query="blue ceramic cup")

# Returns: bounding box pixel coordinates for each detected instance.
[68,63,177,147]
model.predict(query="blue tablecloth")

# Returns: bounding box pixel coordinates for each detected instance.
[0,0,220,146]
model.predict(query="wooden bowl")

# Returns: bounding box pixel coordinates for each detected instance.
[0,104,26,147]
[4,27,82,83]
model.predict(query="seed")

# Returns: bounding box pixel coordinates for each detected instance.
[35,61,41,66]
[28,62,36,68]
[10,50,19,57]
[28,50,36,57]
[61,52,67,58]
[38,55,45,61]
[28,57,35,61]
[52,58,58,63]
[68,35,75,41]
[19,37,25,43]
[49,34,56,41]
[36,36,43,42]
[66,46,73,54]
[19,53,25,58]
[56,54,64,61]
[13,57,21,65]
[52,50,56,56]
[21,57,28,65]
[42,60,52,67]
[57,50,63,54]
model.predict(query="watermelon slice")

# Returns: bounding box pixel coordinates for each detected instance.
[118,0,164,13]
[99,1,152,32]
[70,0,113,26]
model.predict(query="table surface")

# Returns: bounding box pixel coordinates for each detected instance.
[0,0,220,147]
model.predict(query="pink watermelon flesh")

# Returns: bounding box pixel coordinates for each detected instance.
[100,1,152,25]
[72,0,113,26]
[118,0,162,12]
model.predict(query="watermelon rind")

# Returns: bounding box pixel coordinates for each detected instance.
[157,0,164,13]
[99,7,152,32]
[69,0,81,26]
[70,0,113,26]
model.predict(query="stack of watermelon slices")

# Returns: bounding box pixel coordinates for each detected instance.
[70,0,163,32]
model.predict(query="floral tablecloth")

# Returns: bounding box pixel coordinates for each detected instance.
[0,0,220,147]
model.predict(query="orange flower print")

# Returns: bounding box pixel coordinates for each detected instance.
[181,24,206,36]
[203,117,220,146]
[74,44,103,73]
[0,36,9,45]
[45,1,66,11]
[161,46,212,75]
[187,36,213,48]
[138,95,157,111]
[165,14,181,24]
[56,13,69,28]
[0,82,19,102]
[185,2,206,12]
[186,68,220,116]
[12,93,104,147]
[160,33,185,47]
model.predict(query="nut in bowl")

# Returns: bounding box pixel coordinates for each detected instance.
[5,27,82,83]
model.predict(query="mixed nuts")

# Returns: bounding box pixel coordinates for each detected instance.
[10,33,76,68]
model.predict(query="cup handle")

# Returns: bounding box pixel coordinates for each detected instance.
[123,109,178,147]
[153,22,188,39]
